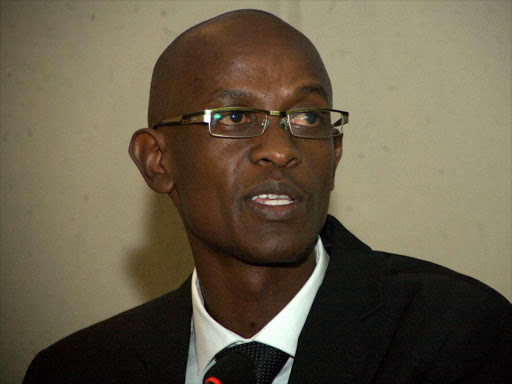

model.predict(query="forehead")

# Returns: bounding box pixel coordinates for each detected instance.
[162,20,331,115]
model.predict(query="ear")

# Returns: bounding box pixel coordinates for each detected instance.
[331,133,343,190]
[129,128,175,194]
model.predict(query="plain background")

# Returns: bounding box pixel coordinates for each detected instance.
[1,1,510,382]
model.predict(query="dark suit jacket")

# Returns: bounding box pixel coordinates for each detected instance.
[23,215,512,383]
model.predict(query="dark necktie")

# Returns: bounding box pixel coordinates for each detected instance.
[203,341,289,384]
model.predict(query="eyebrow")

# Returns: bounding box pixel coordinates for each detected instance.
[294,84,330,101]
[214,88,252,102]
[207,83,331,106]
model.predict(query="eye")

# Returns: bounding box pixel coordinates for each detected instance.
[290,111,323,127]
[213,111,251,125]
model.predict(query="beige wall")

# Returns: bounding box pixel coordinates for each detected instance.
[1,1,510,382]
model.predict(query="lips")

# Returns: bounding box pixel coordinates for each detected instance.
[244,181,307,220]
[251,194,294,206]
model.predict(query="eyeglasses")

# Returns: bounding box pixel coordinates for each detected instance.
[152,107,349,139]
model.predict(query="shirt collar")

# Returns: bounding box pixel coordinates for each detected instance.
[191,236,330,375]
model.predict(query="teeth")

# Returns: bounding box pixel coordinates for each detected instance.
[251,194,293,206]
[251,194,291,200]
[261,199,292,206]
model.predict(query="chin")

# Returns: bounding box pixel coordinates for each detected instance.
[234,237,317,268]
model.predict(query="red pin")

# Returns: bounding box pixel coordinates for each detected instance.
[204,377,222,384]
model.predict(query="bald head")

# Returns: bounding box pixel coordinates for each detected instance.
[148,9,332,126]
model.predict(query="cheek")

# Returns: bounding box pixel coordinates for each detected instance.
[305,143,336,219]
[170,137,245,234]
[307,141,336,187]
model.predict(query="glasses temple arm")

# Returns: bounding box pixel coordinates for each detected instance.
[153,113,210,129]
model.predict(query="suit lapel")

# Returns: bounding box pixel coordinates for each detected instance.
[134,276,193,384]
[289,216,385,383]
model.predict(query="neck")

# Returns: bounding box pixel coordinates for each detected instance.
[193,244,316,338]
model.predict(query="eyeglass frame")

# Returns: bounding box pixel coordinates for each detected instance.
[152,107,349,139]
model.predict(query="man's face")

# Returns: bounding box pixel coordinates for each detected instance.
[160,25,342,265]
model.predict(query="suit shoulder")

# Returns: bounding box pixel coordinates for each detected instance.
[51,285,189,350]
[23,284,192,383]
[365,251,512,381]
[371,250,511,332]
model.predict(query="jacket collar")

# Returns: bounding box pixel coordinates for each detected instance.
[134,276,193,383]
[290,215,384,383]
[319,215,384,321]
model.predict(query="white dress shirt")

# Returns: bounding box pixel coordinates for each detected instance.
[184,237,330,383]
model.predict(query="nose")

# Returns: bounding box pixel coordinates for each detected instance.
[248,115,302,168]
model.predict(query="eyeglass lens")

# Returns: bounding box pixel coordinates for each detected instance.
[210,110,343,138]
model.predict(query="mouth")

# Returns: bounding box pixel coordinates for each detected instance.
[244,181,306,221]
[251,194,294,206]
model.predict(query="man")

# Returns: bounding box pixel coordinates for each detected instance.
[24,9,511,384]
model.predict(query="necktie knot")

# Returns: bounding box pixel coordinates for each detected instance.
[204,341,289,384]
